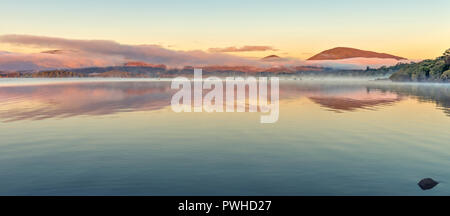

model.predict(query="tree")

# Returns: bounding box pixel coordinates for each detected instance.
[444,48,450,64]
[444,48,450,56]
[441,70,450,81]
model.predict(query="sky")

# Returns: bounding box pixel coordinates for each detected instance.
[1,0,449,62]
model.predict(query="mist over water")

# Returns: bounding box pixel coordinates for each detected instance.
[0,78,449,195]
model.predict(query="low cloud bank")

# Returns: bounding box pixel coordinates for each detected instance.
[0,35,266,69]
[0,34,409,71]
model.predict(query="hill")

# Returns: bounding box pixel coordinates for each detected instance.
[308,47,406,60]
[261,55,281,61]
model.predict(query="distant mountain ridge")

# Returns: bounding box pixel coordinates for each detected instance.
[124,61,167,69]
[308,47,406,60]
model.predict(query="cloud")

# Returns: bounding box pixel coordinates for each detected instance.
[0,34,267,68]
[0,51,124,71]
[208,46,277,53]
[0,34,409,71]
[306,57,411,70]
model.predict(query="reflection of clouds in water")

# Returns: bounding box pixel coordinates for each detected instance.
[0,81,449,122]
[0,82,174,122]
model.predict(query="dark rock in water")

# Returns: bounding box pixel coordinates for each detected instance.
[418,178,439,190]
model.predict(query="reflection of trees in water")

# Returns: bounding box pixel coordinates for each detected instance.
[367,83,450,116]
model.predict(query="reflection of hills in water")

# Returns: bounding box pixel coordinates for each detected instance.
[0,80,449,122]
[366,83,450,116]
[279,82,403,112]
[309,94,401,112]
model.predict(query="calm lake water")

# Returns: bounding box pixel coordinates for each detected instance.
[0,78,449,195]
